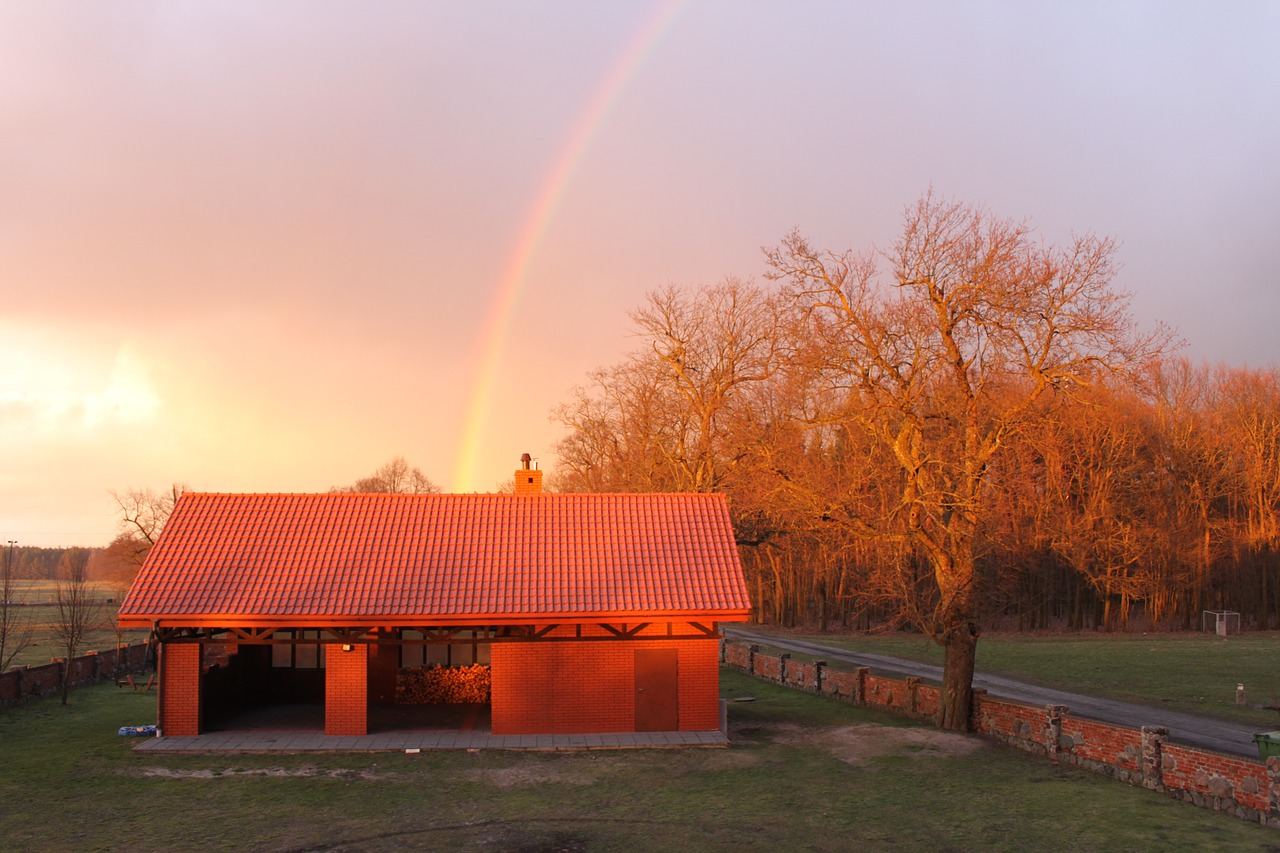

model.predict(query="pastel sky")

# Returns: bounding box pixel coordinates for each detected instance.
[3,1,1278,547]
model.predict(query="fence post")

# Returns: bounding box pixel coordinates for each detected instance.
[1045,705,1067,759]
[853,667,869,705]
[1267,756,1280,827]
[1141,726,1167,790]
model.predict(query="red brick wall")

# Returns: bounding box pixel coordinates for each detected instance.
[159,643,202,736]
[820,668,860,701]
[751,652,782,681]
[491,638,720,735]
[722,638,1280,827]
[975,693,1048,747]
[1164,743,1271,813]
[325,644,368,736]
[1062,717,1143,771]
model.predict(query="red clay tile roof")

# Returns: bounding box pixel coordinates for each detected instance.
[118,492,751,628]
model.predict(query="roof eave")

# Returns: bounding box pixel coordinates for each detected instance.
[119,608,752,631]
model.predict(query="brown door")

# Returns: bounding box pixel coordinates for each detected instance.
[634,649,679,731]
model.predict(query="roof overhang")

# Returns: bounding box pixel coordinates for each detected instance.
[118,609,752,631]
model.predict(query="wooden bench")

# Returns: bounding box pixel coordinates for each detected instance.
[116,674,156,692]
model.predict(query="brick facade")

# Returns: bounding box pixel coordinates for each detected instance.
[159,643,202,737]
[491,637,720,735]
[324,643,369,736]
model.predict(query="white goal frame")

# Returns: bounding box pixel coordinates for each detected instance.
[1202,610,1241,636]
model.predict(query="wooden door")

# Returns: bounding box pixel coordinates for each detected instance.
[634,649,679,731]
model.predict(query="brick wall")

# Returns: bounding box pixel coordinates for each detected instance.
[325,643,369,736]
[491,638,720,735]
[159,643,201,736]
[1,642,152,709]
[722,638,1280,829]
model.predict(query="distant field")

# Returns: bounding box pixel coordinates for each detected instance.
[4,580,148,668]
[744,626,1280,729]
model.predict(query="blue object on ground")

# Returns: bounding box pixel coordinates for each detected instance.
[117,725,158,737]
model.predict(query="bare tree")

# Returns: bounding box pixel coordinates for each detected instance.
[554,279,783,494]
[52,548,101,704]
[111,483,189,572]
[765,192,1173,730]
[0,539,34,672]
[331,457,441,494]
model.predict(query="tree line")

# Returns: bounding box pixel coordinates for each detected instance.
[552,195,1277,638]
[548,192,1279,729]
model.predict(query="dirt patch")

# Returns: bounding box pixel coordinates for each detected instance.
[762,722,984,767]
[137,766,385,780]
[468,764,598,788]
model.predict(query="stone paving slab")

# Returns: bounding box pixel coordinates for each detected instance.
[133,729,729,754]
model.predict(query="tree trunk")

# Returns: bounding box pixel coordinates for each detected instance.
[937,623,978,731]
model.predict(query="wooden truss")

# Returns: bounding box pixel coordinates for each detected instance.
[154,622,722,645]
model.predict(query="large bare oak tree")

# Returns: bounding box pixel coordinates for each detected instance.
[765,192,1172,730]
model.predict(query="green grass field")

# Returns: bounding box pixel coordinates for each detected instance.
[745,627,1280,729]
[0,670,1275,851]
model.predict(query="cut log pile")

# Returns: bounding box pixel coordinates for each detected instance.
[396,663,491,704]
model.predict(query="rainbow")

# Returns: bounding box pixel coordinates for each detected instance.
[451,0,686,492]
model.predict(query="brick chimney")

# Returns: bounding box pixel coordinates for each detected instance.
[515,452,542,495]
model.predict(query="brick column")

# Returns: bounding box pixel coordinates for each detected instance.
[159,643,202,736]
[1267,756,1280,826]
[1141,726,1168,790]
[1045,704,1067,759]
[325,644,368,736]
[853,667,869,705]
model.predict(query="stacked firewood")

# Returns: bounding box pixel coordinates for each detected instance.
[396,664,491,704]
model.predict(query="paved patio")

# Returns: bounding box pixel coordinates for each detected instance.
[133,728,729,753]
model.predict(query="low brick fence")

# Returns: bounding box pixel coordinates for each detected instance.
[0,642,152,708]
[722,639,1280,829]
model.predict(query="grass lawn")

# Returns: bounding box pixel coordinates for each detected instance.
[0,671,1275,851]
[745,626,1280,729]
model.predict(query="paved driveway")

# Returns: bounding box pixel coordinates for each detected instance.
[725,626,1266,758]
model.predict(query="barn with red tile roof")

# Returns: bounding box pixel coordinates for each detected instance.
[119,460,751,737]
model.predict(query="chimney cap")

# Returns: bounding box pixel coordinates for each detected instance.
[520,452,532,470]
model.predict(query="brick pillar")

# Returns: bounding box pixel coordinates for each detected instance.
[159,643,202,736]
[1044,704,1067,759]
[1141,726,1168,790]
[853,667,869,705]
[1267,756,1280,824]
[326,643,368,736]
